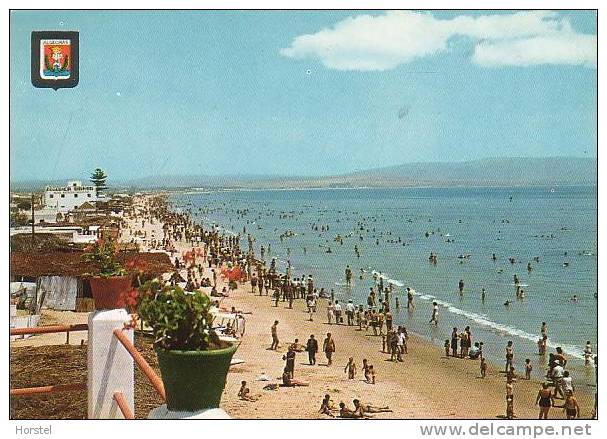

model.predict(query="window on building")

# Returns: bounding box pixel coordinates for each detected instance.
[49,194,54,198]
[61,194,65,198]
[87,194,92,197]
[74,194,78,198]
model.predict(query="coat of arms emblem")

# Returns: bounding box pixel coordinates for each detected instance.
[31,31,79,89]
[41,39,71,79]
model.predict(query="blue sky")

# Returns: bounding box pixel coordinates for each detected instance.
[10,10,597,181]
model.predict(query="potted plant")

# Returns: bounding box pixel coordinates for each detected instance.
[137,280,237,412]
[83,239,131,310]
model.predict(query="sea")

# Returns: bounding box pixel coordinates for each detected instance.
[171,186,597,389]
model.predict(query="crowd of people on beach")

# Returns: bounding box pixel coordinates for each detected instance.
[132,195,596,420]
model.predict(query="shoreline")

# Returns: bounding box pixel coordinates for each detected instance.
[11,192,594,419]
[136,193,595,419]
[170,188,596,384]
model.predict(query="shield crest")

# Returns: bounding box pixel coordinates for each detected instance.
[40,39,71,79]
[31,31,79,89]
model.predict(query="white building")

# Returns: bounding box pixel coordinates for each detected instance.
[44,180,98,213]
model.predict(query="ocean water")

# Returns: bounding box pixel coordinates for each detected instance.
[171,186,597,387]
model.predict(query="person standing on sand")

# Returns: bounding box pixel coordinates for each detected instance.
[480,357,487,378]
[505,341,514,372]
[270,320,279,350]
[327,301,334,324]
[344,357,357,379]
[385,310,393,332]
[584,341,593,366]
[398,327,407,356]
[451,327,458,357]
[250,273,257,293]
[536,383,555,419]
[323,333,336,366]
[563,390,580,419]
[334,300,343,324]
[346,300,355,326]
[524,359,533,380]
[307,296,316,321]
[282,346,296,378]
[307,334,318,365]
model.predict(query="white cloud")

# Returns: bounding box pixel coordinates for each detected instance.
[280,11,596,71]
[473,33,597,68]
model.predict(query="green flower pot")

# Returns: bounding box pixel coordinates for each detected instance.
[156,343,238,412]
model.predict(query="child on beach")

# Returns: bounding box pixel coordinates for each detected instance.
[444,340,450,357]
[344,357,357,379]
[367,365,376,384]
[525,359,533,380]
[319,395,336,417]
[480,357,487,378]
[238,381,259,402]
[362,359,375,384]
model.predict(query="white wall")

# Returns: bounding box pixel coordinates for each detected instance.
[44,181,98,213]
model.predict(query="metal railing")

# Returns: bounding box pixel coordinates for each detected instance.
[113,392,135,419]
[113,328,166,401]
[10,383,86,397]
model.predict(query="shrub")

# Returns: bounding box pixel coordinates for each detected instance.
[137,280,224,351]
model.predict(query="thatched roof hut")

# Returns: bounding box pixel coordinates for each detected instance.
[10,251,174,279]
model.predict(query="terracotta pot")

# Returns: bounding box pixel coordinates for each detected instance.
[89,276,133,310]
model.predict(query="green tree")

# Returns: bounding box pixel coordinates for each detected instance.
[10,210,28,227]
[16,200,32,211]
[90,168,108,194]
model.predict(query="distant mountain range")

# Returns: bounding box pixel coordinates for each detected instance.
[10,157,597,192]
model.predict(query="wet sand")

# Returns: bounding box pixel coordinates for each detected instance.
[130,194,595,419]
[12,194,594,419]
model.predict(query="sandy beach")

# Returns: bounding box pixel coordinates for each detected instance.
[11,193,595,419]
[127,194,596,419]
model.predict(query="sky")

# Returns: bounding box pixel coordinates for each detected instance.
[10,10,597,181]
